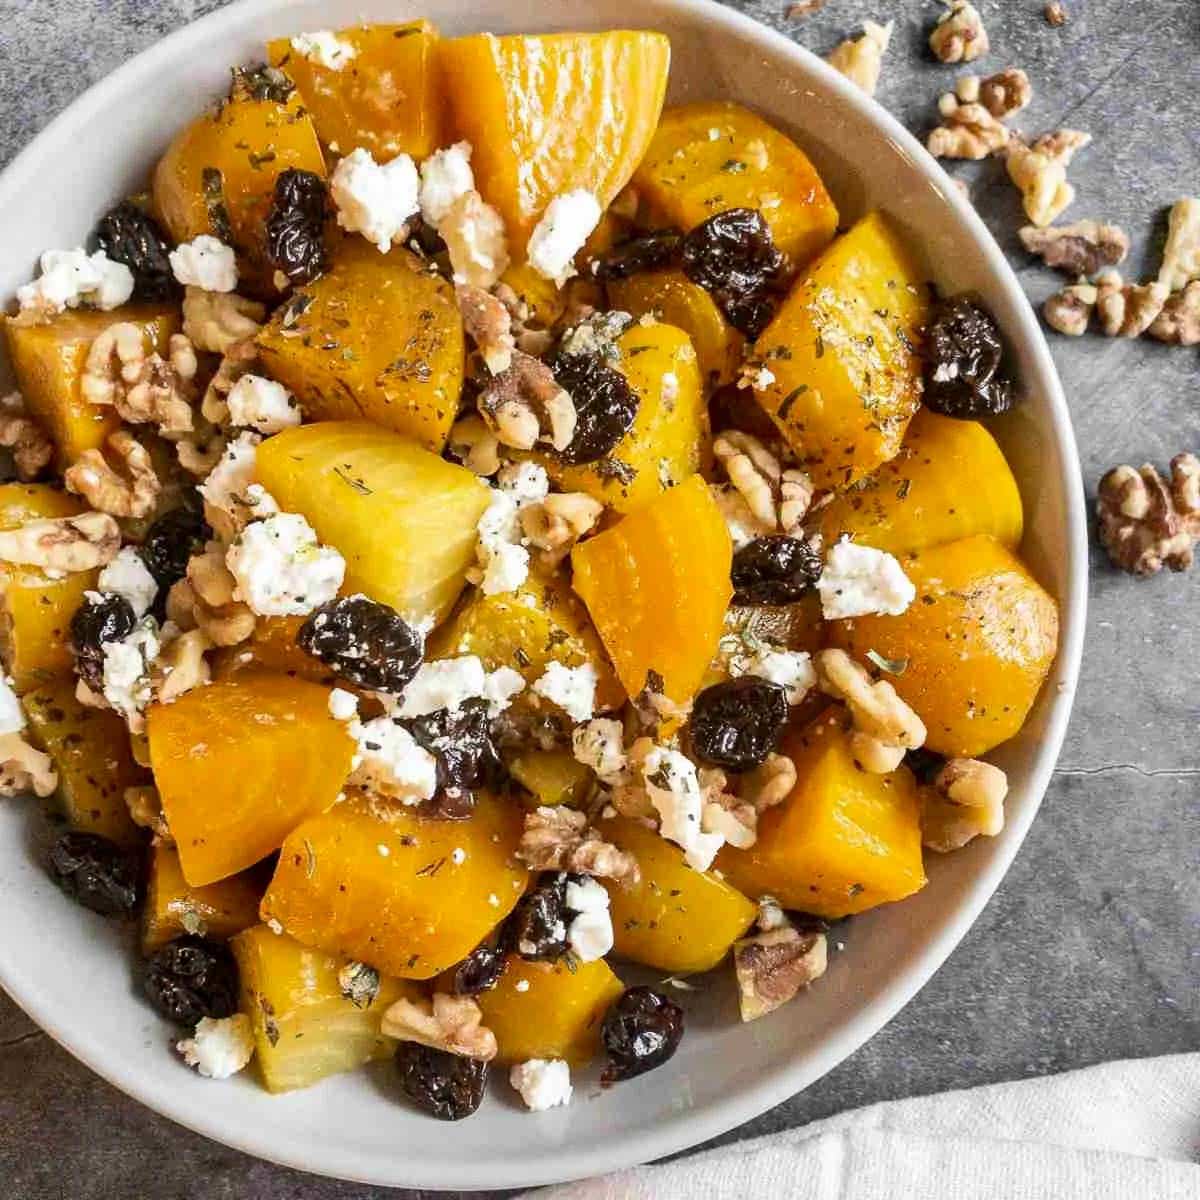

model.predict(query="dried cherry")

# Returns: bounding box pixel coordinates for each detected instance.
[297,595,423,693]
[505,873,569,962]
[601,986,684,1083]
[903,746,946,785]
[70,593,136,692]
[449,941,509,996]
[922,296,1015,418]
[731,536,823,605]
[395,1042,488,1121]
[48,831,141,916]
[265,168,329,285]
[592,230,681,280]
[93,202,177,301]
[139,502,211,591]
[143,935,240,1025]
[690,677,789,772]
[548,350,639,465]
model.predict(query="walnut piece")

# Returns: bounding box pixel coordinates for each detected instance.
[929,1,989,64]
[447,414,502,477]
[520,492,604,568]
[0,392,53,481]
[200,338,259,428]
[1095,270,1168,338]
[0,732,57,798]
[1147,280,1200,346]
[456,284,515,375]
[1044,1,1068,25]
[1157,197,1200,293]
[1005,134,1089,228]
[125,784,172,844]
[734,926,828,1022]
[176,428,227,480]
[152,628,213,705]
[921,757,1009,852]
[82,323,196,436]
[182,287,266,355]
[739,752,798,814]
[0,511,120,573]
[714,430,812,534]
[1042,281,1098,336]
[517,805,640,884]
[976,67,1032,119]
[816,648,926,772]
[477,351,576,452]
[380,993,497,1061]
[64,430,160,519]
[1097,455,1200,575]
[927,97,1010,161]
[787,0,826,16]
[167,550,256,646]
[1019,221,1129,277]
[826,20,893,98]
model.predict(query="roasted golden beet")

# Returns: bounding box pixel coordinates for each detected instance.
[255,241,465,451]
[717,710,926,918]
[210,615,337,685]
[147,672,355,886]
[441,31,670,251]
[260,791,527,980]
[598,815,757,973]
[267,21,445,160]
[633,101,839,266]
[506,748,593,808]
[828,535,1059,757]
[752,212,929,491]
[3,305,179,469]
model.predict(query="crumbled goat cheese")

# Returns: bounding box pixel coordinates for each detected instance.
[348,716,438,804]
[396,656,525,718]
[176,1014,255,1079]
[731,647,816,706]
[16,248,133,318]
[498,461,551,506]
[226,513,345,617]
[0,676,24,735]
[98,547,158,618]
[532,661,598,724]
[198,432,279,524]
[439,191,510,289]
[709,482,772,550]
[328,687,359,722]
[471,463,551,596]
[510,1058,573,1111]
[526,190,602,286]
[225,374,300,435]
[565,877,613,962]
[571,717,628,784]
[757,895,788,931]
[419,142,475,226]
[514,979,530,993]
[290,30,357,70]
[817,539,916,620]
[102,619,160,730]
[641,746,725,872]
[168,235,238,292]
[330,148,420,253]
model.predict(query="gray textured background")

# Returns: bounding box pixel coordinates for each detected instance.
[0,1,1197,1196]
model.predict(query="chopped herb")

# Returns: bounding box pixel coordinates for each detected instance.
[302,838,317,878]
[866,649,908,676]
[645,668,665,694]
[514,647,531,668]
[200,167,234,242]
[248,149,277,170]
[896,478,912,500]
[814,333,825,358]
[333,465,372,495]
[232,62,295,104]
[721,158,748,173]
[778,384,808,421]
[848,882,865,897]
[416,856,447,877]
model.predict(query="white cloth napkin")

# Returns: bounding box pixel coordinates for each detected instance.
[525,1054,1200,1199]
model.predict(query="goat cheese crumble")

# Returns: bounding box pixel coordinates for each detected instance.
[396,656,525,718]
[532,661,598,724]
[16,248,134,318]
[225,373,300,434]
[168,235,238,292]
[197,432,281,530]
[817,539,916,620]
[571,717,628,784]
[290,30,358,70]
[0,676,25,735]
[226,513,345,617]
[526,190,602,287]
[176,1014,255,1079]
[330,148,420,253]
[471,463,550,596]
[439,190,510,289]
[730,646,816,706]
[641,746,724,872]
[101,619,161,732]
[328,687,359,722]
[565,876,613,962]
[348,716,438,804]
[98,547,159,619]
[418,141,475,226]
[510,1058,573,1111]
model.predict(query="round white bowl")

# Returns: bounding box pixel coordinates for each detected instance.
[0,0,1087,1190]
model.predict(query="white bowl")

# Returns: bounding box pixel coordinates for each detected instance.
[0,0,1087,1190]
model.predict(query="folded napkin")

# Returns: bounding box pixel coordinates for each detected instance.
[526,1054,1200,1199]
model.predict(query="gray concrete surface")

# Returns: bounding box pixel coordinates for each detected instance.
[0,1,1197,1196]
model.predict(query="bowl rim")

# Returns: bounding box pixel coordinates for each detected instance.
[0,0,1087,1190]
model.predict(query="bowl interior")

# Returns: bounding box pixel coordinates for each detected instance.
[0,0,1085,1190]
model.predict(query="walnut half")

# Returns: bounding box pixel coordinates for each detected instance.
[1019,221,1129,277]
[921,757,1008,853]
[380,993,497,1061]
[517,805,640,885]
[0,511,120,574]
[0,732,57,798]
[0,393,53,482]
[929,1,989,64]
[1097,455,1200,575]
[64,430,160,519]
[734,925,828,1022]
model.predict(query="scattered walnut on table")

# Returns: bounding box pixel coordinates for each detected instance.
[734,925,828,1022]
[1147,281,1200,346]
[1019,221,1129,276]
[0,392,53,482]
[977,67,1032,119]
[182,287,267,355]
[826,20,893,97]
[477,351,576,452]
[0,510,120,574]
[1044,1,1068,26]
[381,993,497,1061]
[927,97,1010,160]
[82,323,197,437]
[64,430,160,519]
[0,732,57,799]
[1043,280,1098,336]
[1004,133,1089,228]
[517,805,640,884]
[929,1,989,64]
[1096,454,1200,575]
[787,0,826,16]
[1157,197,1200,293]
[921,757,1009,853]
[1095,270,1168,338]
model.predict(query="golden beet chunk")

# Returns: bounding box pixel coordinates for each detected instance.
[828,535,1059,757]
[232,924,419,1093]
[23,678,148,848]
[3,305,179,469]
[477,956,624,1065]
[441,31,670,251]
[260,792,527,981]
[142,842,264,953]
[598,815,756,974]
[211,615,337,685]
[254,421,490,626]
[816,409,1024,557]
[256,241,464,451]
[506,748,592,808]
[147,673,354,886]
[752,212,929,491]
[633,101,839,267]
[718,710,926,918]
[571,474,732,705]
[268,21,445,160]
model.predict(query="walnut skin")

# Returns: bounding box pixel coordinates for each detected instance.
[1097,455,1200,575]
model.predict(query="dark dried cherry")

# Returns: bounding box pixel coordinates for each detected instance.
[403,699,498,820]
[922,296,1015,418]
[680,208,785,339]
[731,536,823,605]
[395,1042,488,1121]
[548,350,640,465]
[93,202,177,301]
[689,676,789,772]
[139,502,211,591]
[449,941,509,996]
[70,593,136,692]
[903,746,946,785]
[265,168,330,285]
[297,595,423,693]
[504,873,568,962]
[592,230,682,280]
[708,382,782,441]
[143,935,240,1025]
[601,986,685,1083]
[48,831,141,916]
